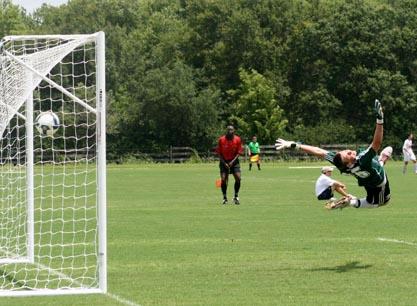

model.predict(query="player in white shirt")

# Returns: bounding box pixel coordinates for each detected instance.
[315,166,351,202]
[402,133,417,174]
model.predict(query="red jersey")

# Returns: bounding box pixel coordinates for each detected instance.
[215,135,243,161]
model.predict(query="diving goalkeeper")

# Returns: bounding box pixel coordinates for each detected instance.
[276,99,392,209]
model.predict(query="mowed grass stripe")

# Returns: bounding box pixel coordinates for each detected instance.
[1,161,417,305]
[106,162,417,306]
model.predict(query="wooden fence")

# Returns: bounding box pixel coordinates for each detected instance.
[118,144,370,163]
[0,143,397,164]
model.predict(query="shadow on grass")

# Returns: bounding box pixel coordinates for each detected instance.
[309,261,372,273]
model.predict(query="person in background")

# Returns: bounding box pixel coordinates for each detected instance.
[315,166,351,207]
[215,125,243,205]
[402,133,417,174]
[247,135,261,171]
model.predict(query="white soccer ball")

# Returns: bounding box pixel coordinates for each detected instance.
[35,112,60,137]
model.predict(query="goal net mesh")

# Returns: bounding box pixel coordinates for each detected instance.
[0,34,103,294]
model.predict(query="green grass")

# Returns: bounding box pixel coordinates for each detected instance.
[1,161,417,305]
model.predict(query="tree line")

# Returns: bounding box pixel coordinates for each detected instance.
[2,0,417,156]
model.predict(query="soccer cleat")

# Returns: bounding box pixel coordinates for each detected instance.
[222,198,228,205]
[381,146,393,158]
[378,146,393,165]
[325,197,350,210]
[233,197,240,205]
[324,198,335,209]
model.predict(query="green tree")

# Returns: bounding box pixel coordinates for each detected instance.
[19,0,417,155]
[108,1,222,151]
[111,61,220,152]
[229,68,287,143]
[0,0,29,37]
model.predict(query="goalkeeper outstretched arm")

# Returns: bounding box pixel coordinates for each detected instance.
[276,100,385,158]
[371,99,384,152]
[275,139,329,158]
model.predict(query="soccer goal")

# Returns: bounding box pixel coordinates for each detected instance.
[0,32,106,296]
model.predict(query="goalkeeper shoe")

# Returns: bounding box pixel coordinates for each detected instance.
[378,146,393,166]
[233,197,240,205]
[325,197,350,210]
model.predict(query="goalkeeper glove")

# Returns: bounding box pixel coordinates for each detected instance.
[375,99,384,124]
[275,138,300,151]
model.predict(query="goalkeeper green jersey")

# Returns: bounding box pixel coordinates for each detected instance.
[248,141,260,154]
[325,147,385,187]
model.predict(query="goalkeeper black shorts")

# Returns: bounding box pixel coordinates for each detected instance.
[365,177,391,206]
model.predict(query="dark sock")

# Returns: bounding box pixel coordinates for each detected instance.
[249,164,252,170]
[221,181,227,198]
[234,180,241,195]
[257,164,260,170]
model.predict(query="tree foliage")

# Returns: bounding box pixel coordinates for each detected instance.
[2,0,417,155]
[228,69,287,143]
[0,0,29,37]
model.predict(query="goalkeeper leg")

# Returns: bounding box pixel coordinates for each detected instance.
[351,181,391,208]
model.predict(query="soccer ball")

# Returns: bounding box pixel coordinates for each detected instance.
[35,112,60,137]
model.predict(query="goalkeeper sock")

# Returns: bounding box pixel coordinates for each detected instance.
[355,198,378,208]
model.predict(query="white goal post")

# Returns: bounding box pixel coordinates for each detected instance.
[0,32,106,296]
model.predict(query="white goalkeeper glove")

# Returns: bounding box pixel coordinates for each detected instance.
[375,99,384,124]
[275,138,300,151]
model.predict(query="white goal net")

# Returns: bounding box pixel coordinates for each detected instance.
[0,32,106,296]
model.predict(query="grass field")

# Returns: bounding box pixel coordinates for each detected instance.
[1,161,417,305]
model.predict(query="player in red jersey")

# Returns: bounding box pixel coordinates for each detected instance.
[215,125,244,205]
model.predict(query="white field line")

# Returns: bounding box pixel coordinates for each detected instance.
[377,237,417,247]
[36,261,141,306]
[0,248,140,306]
[106,292,142,306]
[110,237,417,306]
[288,166,325,169]
[31,260,141,306]
[43,264,141,306]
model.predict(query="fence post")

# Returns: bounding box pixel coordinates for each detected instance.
[169,146,173,163]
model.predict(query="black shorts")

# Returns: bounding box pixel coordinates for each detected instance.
[365,177,391,205]
[219,159,241,174]
[317,187,334,200]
